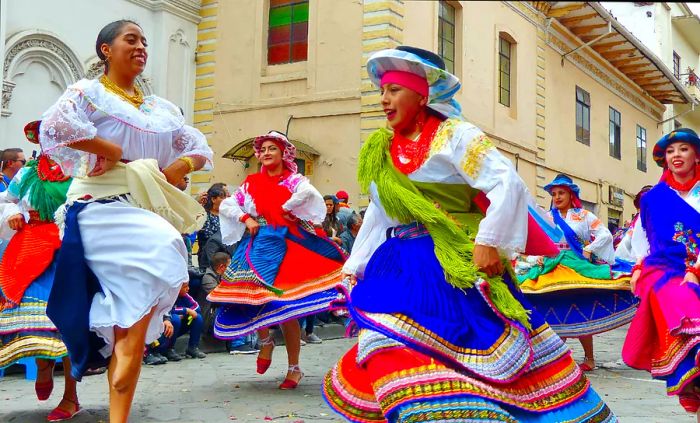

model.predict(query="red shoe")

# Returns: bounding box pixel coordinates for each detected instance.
[279,365,303,390]
[256,336,274,375]
[47,398,82,422]
[35,361,55,401]
[679,393,700,413]
[578,357,596,372]
[256,357,272,375]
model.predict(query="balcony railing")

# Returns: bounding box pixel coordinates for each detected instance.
[681,70,699,88]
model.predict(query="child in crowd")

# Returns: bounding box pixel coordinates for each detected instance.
[172,282,207,359]
[145,282,207,363]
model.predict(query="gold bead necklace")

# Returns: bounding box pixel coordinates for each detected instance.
[99,74,144,109]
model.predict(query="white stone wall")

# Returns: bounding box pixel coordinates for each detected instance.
[0,0,200,154]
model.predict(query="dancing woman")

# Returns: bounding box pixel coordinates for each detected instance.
[39,20,212,422]
[322,46,615,422]
[623,128,700,418]
[516,174,637,371]
[208,131,345,389]
[0,121,80,421]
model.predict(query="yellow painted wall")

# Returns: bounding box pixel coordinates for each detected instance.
[543,46,662,222]
[209,0,363,202]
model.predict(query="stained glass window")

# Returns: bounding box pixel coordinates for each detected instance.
[268,0,309,65]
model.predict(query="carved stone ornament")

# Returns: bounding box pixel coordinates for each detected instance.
[3,36,82,81]
[2,80,17,117]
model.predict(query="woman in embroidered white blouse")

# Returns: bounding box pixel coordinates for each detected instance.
[39,20,212,422]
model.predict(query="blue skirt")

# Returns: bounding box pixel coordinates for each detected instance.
[0,261,66,368]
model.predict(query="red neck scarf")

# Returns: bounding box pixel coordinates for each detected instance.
[245,169,296,230]
[390,114,443,174]
[661,165,700,192]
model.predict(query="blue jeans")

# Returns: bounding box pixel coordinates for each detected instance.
[156,313,204,352]
[227,333,257,349]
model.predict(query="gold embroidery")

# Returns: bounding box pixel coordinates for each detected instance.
[461,134,494,178]
[429,118,461,156]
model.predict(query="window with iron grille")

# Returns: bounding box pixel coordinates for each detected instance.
[636,125,646,172]
[673,51,681,79]
[267,0,309,65]
[498,36,512,107]
[576,86,590,145]
[438,1,456,74]
[609,107,621,159]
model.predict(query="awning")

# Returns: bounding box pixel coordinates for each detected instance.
[222,137,321,162]
[539,2,695,104]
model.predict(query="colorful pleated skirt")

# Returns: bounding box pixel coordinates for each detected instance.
[0,261,67,369]
[518,250,637,338]
[622,264,700,396]
[323,225,616,422]
[209,224,345,339]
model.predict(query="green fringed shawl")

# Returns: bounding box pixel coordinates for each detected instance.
[359,128,531,328]
[16,160,72,222]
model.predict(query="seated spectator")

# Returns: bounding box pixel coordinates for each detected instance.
[155,281,207,360]
[198,252,230,333]
[144,314,177,365]
[340,212,363,254]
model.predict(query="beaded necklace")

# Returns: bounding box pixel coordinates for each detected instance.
[390,115,442,174]
[99,74,144,109]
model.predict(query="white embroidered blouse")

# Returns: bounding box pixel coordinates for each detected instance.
[39,79,213,178]
[547,208,616,265]
[218,173,327,245]
[344,120,532,278]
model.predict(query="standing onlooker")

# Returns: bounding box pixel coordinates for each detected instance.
[197,183,229,271]
[339,212,362,254]
[0,148,25,191]
[335,190,354,228]
[322,195,343,245]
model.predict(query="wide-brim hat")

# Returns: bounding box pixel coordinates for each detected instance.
[652,128,700,167]
[544,174,581,197]
[366,46,462,118]
[24,120,41,144]
[253,130,298,174]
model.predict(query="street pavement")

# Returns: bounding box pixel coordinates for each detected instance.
[0,324,695,422]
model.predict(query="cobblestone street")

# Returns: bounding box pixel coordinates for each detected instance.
[0,325,695,422]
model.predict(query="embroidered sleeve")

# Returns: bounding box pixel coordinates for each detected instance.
[343,183,397,277]
[450,124,529,253]
[172,125,214,169]
[0,189,21,241]
[630,213,650,261]
[582,210,616,264]
[282,175,326,224]
[40,88,98,177]
[219,186,252,245]
[614,227,636,263]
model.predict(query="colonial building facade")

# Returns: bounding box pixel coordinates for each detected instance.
[200,1,695,231]
[0,0,202,165]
